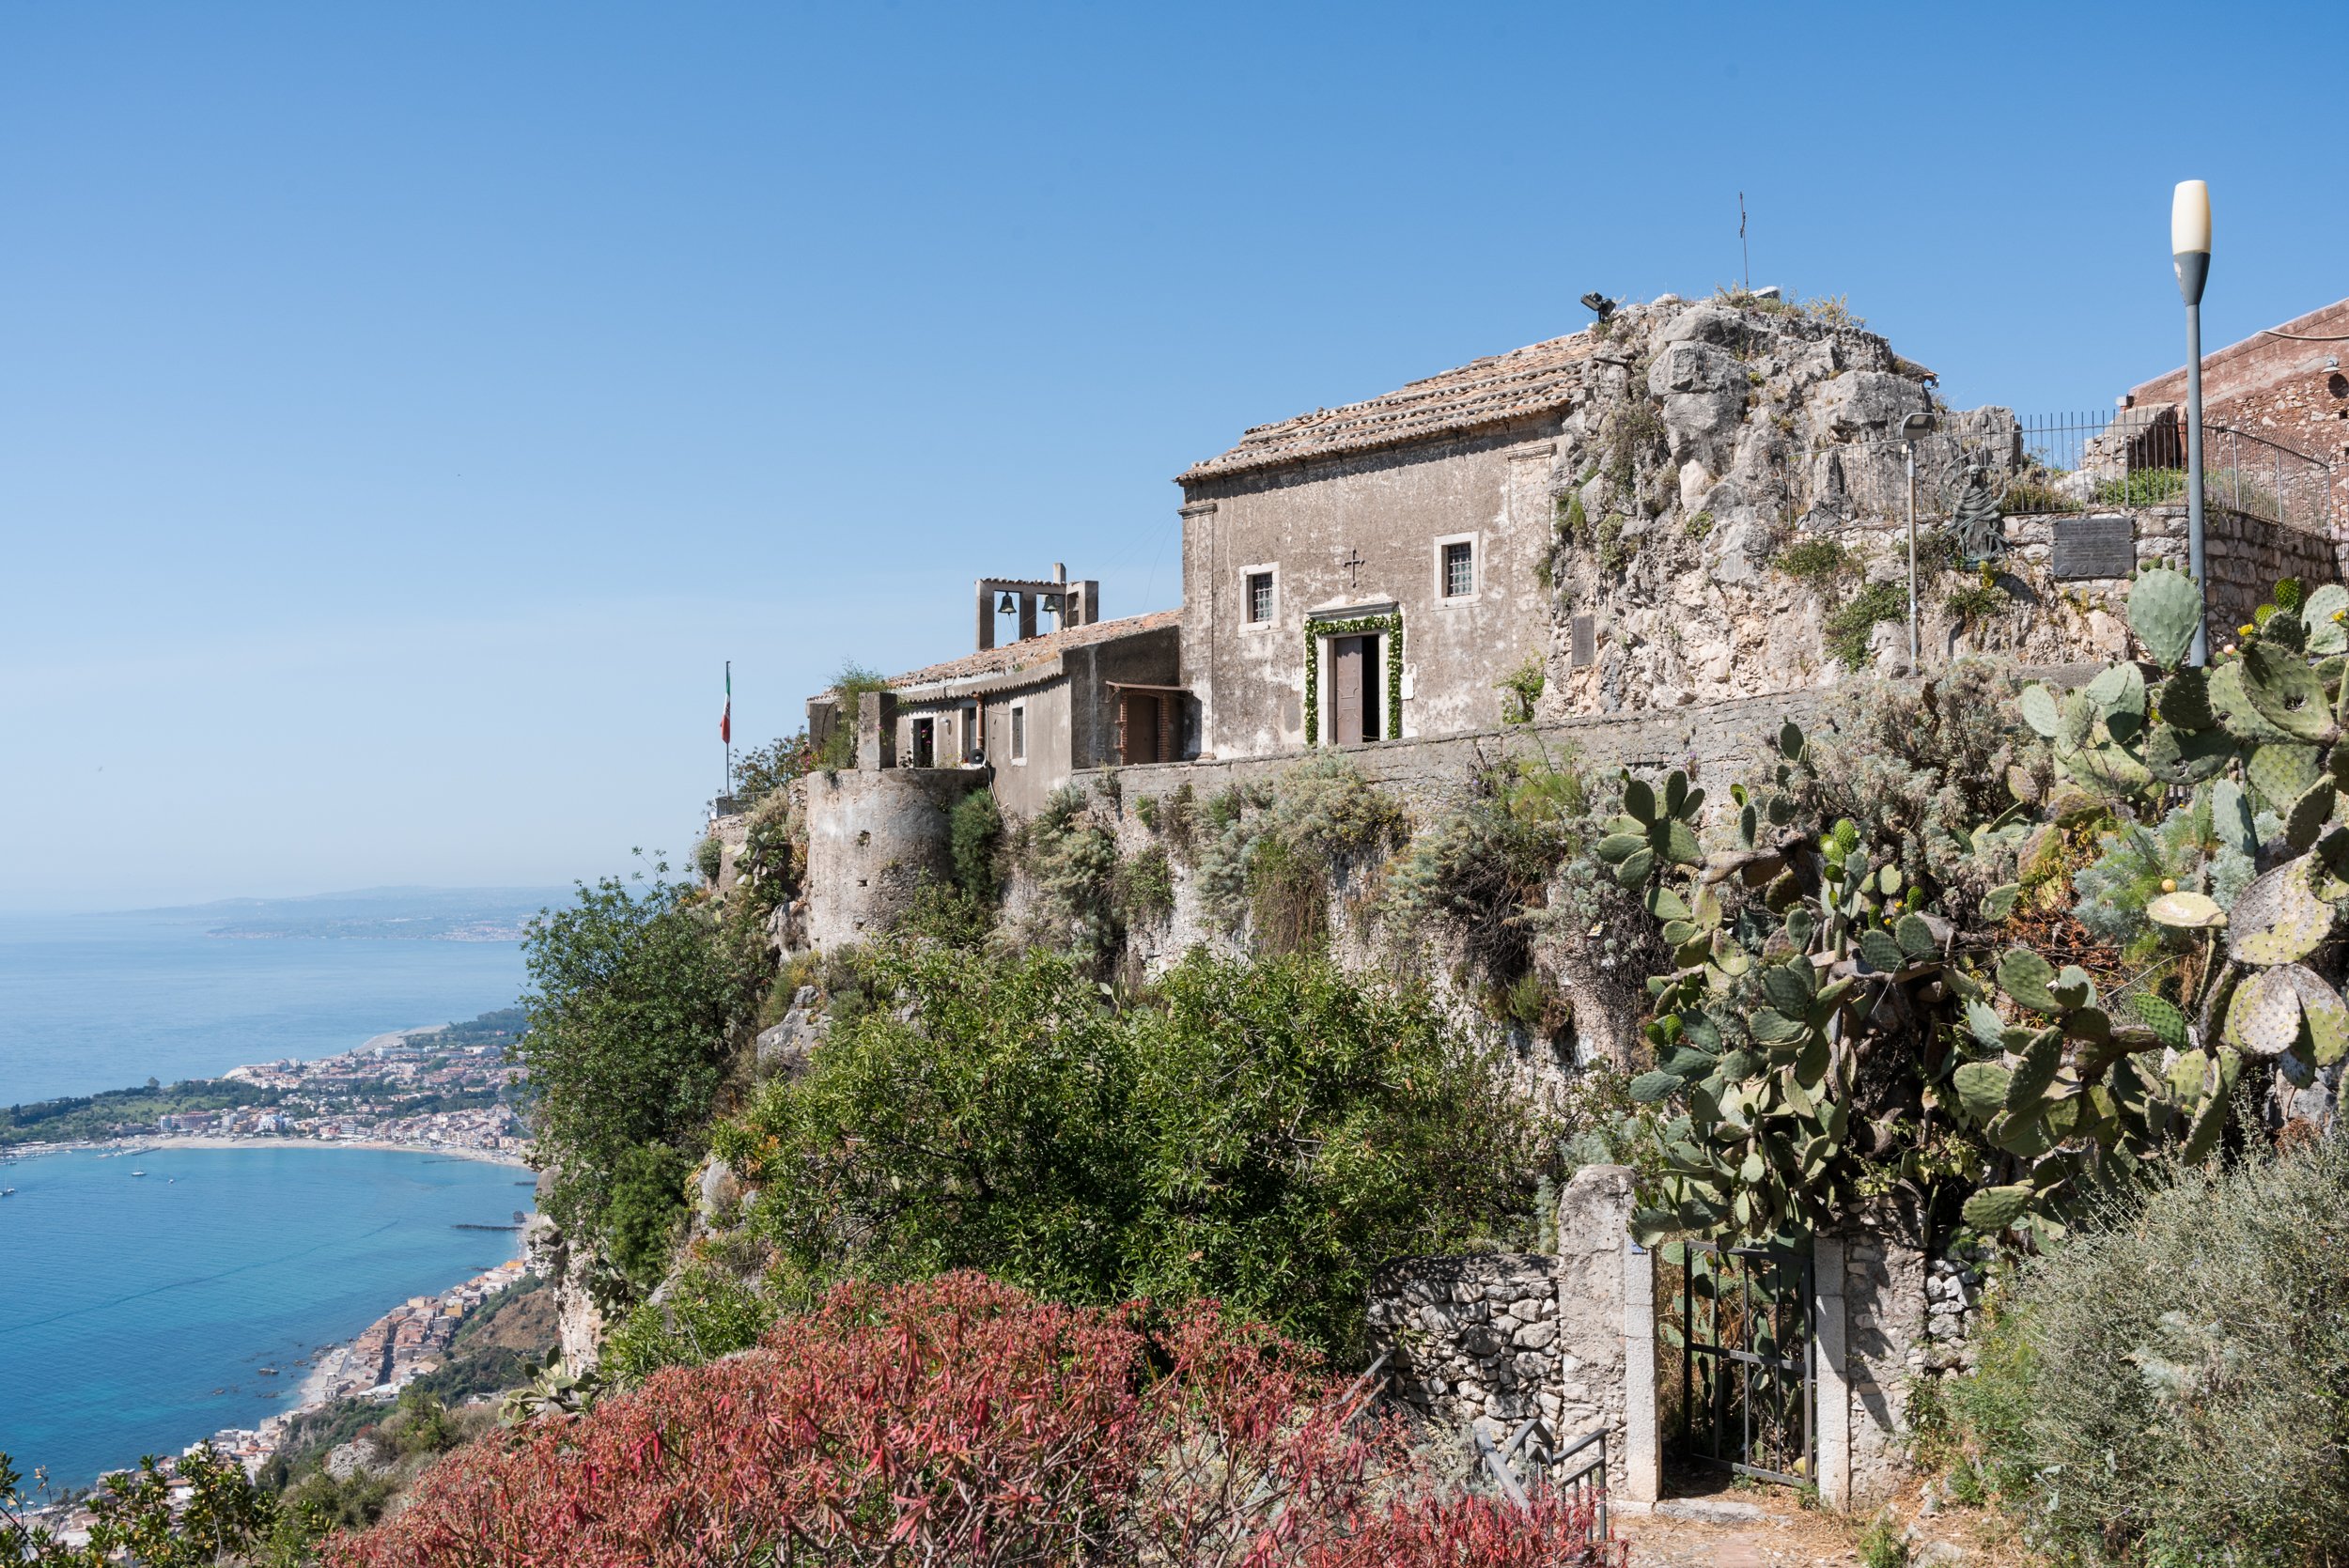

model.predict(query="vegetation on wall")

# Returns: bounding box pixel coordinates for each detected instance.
[710,942,1535,1358]
[1192,755,1406,952]
[817,660,892,768]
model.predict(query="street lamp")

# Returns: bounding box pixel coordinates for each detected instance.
[2172,179,2212,665]
[1898,410,1938,667]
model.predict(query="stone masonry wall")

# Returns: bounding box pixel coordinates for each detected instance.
[1368,1253,1563,1443]
[1365,1166,1640,1491]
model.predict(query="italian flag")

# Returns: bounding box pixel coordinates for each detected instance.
[719,665,731,744]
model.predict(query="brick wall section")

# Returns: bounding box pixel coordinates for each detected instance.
[2128,296,2349,532]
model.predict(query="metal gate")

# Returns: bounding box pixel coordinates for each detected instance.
[1660,1240,1813,1485]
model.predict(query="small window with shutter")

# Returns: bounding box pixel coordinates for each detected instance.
[1010,704,1026,763]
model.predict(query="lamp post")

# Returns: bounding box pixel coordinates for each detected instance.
[2172,179,2212,665]
[1898,411,1938,667]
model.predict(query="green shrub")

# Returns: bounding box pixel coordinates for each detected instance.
[1194,755,1405,949]
[1020,785,1123,965]
[947,787,1004,902]
[1773,536,1856,583]
[601,1265,778,1383]
[1498,657,1545,725]
[1941,571,2009,631]
[1112,843,1174,924]
[817,661,892,768]
[1822,582,1907,670]
[517,873,769,1288]
[1946,1135,2349,1562]
[1999,475,2079,515]
[603,1142,695,1293]
[2093,467,2189,508]
[730,730,819,807]
[694,835,724,883]
[1387,751,1588,990]
[716,942,1535,1357]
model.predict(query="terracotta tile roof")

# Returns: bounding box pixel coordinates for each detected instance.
[1178,331,1597,483]
[879,608,1182,690]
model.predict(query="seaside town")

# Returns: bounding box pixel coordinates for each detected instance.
[25,1260,534,1548]
[1,1010,532,1159]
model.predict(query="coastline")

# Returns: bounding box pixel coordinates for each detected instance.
[4,1135,532,1170]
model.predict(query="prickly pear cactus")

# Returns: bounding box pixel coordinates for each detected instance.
[1612,578,2348,1252]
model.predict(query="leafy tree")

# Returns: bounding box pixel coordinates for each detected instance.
[716,943,1534,1355]
[731,729,818,807]
[517,869,767,1281]
[4,1445,282,1566]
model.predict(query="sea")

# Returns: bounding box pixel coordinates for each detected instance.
[0,908,537,1489]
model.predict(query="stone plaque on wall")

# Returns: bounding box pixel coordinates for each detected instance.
[1570,614,1595,668]
[2049,515,2136,580]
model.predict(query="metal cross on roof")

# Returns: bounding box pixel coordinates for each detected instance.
[1340,547,1366,588]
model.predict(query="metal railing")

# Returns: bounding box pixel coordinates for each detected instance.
[1474,1420,1611,1543]
[1788,409,2334,536]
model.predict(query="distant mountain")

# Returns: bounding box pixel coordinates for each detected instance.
[134,886,574,941]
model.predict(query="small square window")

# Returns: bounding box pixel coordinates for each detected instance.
[1010,705,1026,762]
[1442,540,1474,598]
[1247,571,1274,624]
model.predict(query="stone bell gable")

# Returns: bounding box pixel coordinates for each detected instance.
[1176,334,1594,760]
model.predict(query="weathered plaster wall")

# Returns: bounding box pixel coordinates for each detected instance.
[1838,1219,1930,1507]
[1180,422,1564,760]
[795,767,983,948]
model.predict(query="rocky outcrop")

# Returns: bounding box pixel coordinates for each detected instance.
[754,986,821,1082]
[1537,295,2113,716]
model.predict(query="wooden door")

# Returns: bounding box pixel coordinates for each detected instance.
[1121,694,1161,764]
[1331,637,1365,745]
[912,718,935,768]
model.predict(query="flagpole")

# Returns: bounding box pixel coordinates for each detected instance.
[723,660,734,799]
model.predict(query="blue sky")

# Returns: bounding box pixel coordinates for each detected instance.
[4,1,2342,908]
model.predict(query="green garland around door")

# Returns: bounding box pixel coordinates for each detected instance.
[1302,613,1404,746]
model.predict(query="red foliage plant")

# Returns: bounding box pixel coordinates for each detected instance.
[328,1272,1623,1568]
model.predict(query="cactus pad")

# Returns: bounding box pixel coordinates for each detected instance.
[2144,723,2235,784]
[2154,667,2217,731]
[2240,644,2336,741]
[1962,1183,2036,1231]
[2004,1026,2063,1112]
[2210,661,2294,744]
[1894,912,1937,957]
[2285,780,2341,852]
[2084,661,2148,730]
[2056,691,2097,751]
[2016,683,2061,738]
[2304,583,2349,655]
[2127,991,2191,1049]
[2225,857,2338,965]
[2267,965,2349,1065]
[1952,1061,2012,1122]
[2223,967,2304,1059]
[1999,947,2061,1014]
[2127,567,2203,669]
[2145,890,2224,929]
[2246,743,2321,815]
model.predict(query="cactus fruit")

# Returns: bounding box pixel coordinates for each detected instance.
[2127,567,2203,670]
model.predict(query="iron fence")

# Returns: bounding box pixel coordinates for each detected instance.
[1786,409,2334,536]
[1472,1419,1614,1546]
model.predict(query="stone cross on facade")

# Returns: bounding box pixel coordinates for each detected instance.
[1340,547,1366,589]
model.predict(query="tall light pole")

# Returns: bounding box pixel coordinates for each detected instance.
[1899,411,1937,667]
[2172,179,2212,665]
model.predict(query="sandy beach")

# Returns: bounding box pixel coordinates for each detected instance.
[5,1135,533,1170]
